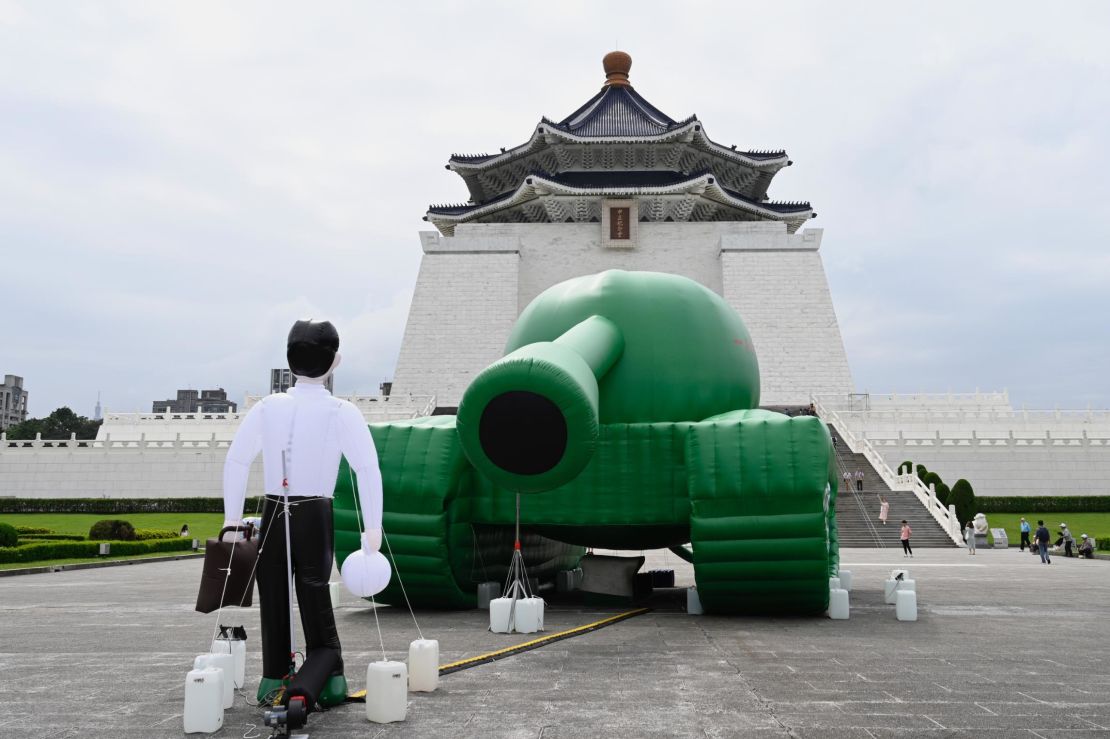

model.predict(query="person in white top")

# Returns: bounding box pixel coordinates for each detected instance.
[222,319,385,709]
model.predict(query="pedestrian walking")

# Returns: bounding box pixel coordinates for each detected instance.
[1019,517,1031,551]
[1035,519,1051,564]
[878,495,889,525]
[900,520,913,557]
[964,521,976,555]
[842,471,851,491]
[855,470,864,492]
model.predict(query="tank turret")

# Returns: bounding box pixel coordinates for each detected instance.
[457,270,760,492]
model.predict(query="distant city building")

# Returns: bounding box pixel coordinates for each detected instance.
[93,391,102,421]
[270,368,333,394]
[152,388,237,413]
[1,374,29,430]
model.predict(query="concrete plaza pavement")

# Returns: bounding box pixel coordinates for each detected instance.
[0,546,1107,738]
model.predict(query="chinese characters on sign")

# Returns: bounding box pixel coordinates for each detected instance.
[602,199,636,248]
[610,206,630,240]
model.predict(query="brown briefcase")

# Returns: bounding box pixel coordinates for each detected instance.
[195,525,259,614]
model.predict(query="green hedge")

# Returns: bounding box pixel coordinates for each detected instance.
[976,496,1110,513]
[0,537,194,564]
[134,529,179,541]
[15,526,52,535]
[0,498,262,514]
[1098,538,1110,551]
[20,533,86,542]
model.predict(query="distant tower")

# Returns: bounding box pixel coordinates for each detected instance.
[93,391,102,421]
[391,51,853,408]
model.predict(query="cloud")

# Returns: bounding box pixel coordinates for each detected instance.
[4,1,1110,416]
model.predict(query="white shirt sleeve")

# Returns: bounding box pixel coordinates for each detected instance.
[223,401,264,522]
[337,402,383,532]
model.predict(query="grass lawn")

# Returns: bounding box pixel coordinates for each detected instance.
[986,513,1110,547]
[0,512,227,540]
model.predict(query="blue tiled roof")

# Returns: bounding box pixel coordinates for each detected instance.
[426,170,810,216]
[550,85,682,137]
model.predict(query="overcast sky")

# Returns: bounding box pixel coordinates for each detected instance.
[3,1,1109,417]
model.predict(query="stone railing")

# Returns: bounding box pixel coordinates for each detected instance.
[826,408,1110,429]
[102,411,244,424]
[814,391,1013,413]
[862,429,1110,448]
[243,393,436,419]
[813,396,965,545]
[2,432,234,450]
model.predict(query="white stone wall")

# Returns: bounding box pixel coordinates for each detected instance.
[821,396,1110,497]
[392,221,854,406]
[720,230,854,404]
[390,235,520,408]
[0,444,258,499]
[869,437,1110,497]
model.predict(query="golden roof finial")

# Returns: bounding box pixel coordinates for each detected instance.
[603,50,632,88]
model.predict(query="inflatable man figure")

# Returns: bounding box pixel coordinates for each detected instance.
[222,319,387,710]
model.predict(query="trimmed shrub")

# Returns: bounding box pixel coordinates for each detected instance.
[15,526,53,535]
[922,471,943,492]
[899,460,913,475]
[0,497,262,514]
[950,479,976,526]
[0,523,18,547]
[0,537,193,564]
[916,464,928,482]
[134,529,179,541]
[89,520,136,541]
[935,482,951,507]
[1097,538,1110,552]
[975,496,1110,513]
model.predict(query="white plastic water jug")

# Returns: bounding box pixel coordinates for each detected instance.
[838,570,853,591]
[194,653,235,709]
[513,597,544,634]
[329,581,340,607]
[883,578,900,604]
[183,667,224,734]
[686,587,704,615]
[209,637,246,689]
[477,581,500,609]
[489,597,514,633]
[828,576,841,591]
[828,588,850,620]
[408,639,439,692]
[365,660,408,723]
[895,589,918,621]
[899,578,916,594]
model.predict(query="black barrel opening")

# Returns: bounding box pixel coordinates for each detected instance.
[478,391,568,476]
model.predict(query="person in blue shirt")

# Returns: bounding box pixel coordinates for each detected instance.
[1019,517,1031,551]
[1034,520,1052,564]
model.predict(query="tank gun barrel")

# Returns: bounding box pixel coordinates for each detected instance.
[456,315,623,493]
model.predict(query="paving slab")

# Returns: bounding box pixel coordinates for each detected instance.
[0,547,1107,737]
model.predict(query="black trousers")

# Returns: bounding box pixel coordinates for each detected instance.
[258,496,342,680]
[856,479,863,491]
[901,539,913,555]
[1020,531,1030,550]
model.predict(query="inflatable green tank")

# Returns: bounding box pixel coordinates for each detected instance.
[334,270,839,615]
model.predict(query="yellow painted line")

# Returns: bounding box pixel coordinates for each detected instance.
[437,607,650,671]
[346,607,650,699]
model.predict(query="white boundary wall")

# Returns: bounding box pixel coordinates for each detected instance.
[0,396,434,499]
[817,393,1110,497]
